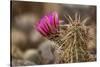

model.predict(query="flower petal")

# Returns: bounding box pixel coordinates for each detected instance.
[37,26,47,36]
[53,12,59,28]
[36,12,59,37]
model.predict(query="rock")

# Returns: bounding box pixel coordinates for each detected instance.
[87,25,96,40]
[87,40,96,52]
[12,29,27,46]
[12,59,35,66]
[87,25,96,53]
[38,40,56,64]
[11,45,24,59]
[29,29,45,48]
[23,49,41,64]
[14,13,38,32]
[89,54,96,61]
[11,28,29,52]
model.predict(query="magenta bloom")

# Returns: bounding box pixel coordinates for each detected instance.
[36,12,59,37]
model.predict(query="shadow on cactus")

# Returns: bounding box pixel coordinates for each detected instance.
[36,12,96,63]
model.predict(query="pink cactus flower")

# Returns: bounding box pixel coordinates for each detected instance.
[36,12,59,37]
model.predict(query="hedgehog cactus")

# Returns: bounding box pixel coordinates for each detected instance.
[57,13,90,63]
[36,12,91,63]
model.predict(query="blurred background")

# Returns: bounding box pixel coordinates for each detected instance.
[11,0,96,66]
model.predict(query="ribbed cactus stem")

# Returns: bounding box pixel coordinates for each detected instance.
[49,13,91,63]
